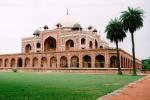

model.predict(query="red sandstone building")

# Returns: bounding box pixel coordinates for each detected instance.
[0,14,141,73]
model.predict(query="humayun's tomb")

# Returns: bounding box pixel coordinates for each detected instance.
[0,14,141,73]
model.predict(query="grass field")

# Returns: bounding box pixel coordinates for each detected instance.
[0,72,142,100]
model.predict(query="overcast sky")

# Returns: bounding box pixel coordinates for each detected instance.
[0,0,149,60]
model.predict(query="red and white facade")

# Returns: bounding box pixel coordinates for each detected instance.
[0,15,141,73]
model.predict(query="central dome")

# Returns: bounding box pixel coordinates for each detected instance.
[57,15,79,28]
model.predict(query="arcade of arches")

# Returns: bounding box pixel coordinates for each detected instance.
[0,53,141,69]
[25,37,105,53]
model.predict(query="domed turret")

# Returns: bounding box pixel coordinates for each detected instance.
[56,23,62,28]
[43,25,49,30]
[93,29,98,32]
[33,29,40,36]
[88,25,93,30]
[72,23,82,30]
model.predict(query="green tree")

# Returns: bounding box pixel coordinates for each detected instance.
[120,7,144,75]
[142,58,150,70]
[105,18,126,75]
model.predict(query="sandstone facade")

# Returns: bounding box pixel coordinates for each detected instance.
[0,15,141,72]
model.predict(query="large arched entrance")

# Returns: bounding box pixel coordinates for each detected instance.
[95,55,105,68]
[25,44,32,53]
[41,57,47,67]
[32,57,38,67]
[71,56,79,68]
[17,58,23,67]
[10,58,15,67]
[25,58,30,67]
[44,36,56,52]
[110,56,117,68]
[50,57,57,68]
[60,56,68,68]
[83,55,91,68]
[66,39,74,50]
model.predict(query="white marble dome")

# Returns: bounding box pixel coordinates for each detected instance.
[57,15,79,28]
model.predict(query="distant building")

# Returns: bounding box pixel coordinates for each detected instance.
[0,14,141,73]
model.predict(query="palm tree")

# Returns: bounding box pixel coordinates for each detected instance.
[105,18,126,75]
[120,7,144,75]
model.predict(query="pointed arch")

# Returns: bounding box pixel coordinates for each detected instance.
[50,56,57,68]
[32,57,38,67]
[83,55,91,68]
[60,56,68,68]
[10,58,15,67]
[17,58,23,67]
[41,57,47,67]
[25,44,32,53]
[89,41,93,49]
[71,56,79,68]
[4,59,9,67]
[44,36,56,52]
[95,40,98,48]
[81,38,86,44]
[25,58,30,67]
[66,39,74,50]
[0,59,2,67]
[121,56,123,68]
[95,55,105,68]
[110,56,117,68]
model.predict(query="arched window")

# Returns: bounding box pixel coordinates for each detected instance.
[100,46,103,48]
[89,41,93,49]
[95,40,98,48]
[44,36,56,51]
[83,55,91,68]
[81,38,86,44]
[66,40,74,50]
[25,44,32,53]
[36,43,41,48]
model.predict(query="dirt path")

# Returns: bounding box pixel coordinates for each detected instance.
[99,75,150,100]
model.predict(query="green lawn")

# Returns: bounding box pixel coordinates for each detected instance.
[0,72,142,100]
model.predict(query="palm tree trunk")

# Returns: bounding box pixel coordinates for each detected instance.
[116,41,122,75]
[131,32,137,75]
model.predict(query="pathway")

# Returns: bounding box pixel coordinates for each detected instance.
[99,75,150,100]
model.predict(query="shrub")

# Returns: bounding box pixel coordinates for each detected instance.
[12,69,18,73]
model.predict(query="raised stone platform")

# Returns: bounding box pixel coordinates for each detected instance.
[0,68,132,74]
